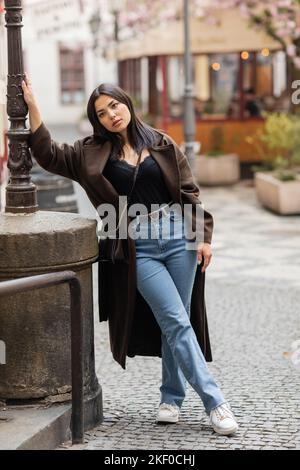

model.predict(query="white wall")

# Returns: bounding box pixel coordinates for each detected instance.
[26,41,86,124]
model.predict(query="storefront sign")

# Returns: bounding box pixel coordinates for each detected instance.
[29,0,82,40]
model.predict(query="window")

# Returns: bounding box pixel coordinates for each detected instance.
[166,53,240,120]
[208,53,239,119]
[59,45,85,105]
[242,49,288,116]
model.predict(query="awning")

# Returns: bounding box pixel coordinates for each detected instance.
[113,9,282,60]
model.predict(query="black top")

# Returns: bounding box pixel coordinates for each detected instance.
[102,154,172,213]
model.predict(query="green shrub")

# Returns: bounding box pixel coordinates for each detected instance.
[246,112,300,180]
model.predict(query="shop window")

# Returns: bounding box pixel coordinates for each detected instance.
[243,49,288,116]
[208,53,239,119]
[167,53,240,120]
[59,45,85,105]
[164,49,288,122]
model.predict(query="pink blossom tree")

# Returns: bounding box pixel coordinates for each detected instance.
[121,0,300,69]
[210,1,300,70]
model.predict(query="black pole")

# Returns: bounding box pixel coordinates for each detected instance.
[4,0,38,213]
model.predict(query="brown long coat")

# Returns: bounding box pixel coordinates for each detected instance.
[29,123,213,369]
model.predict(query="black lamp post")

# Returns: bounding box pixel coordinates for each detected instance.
[4,0,38,213]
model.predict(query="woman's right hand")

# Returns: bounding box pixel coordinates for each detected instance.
[21,73,42,132]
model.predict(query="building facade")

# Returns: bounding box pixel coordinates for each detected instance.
[22,0,117,125]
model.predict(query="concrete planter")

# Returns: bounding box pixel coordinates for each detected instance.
[255,171,300,214]
[195,153,240,186]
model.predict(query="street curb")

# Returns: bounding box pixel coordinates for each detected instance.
[0,404,71,450]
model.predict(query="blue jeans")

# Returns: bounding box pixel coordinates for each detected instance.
[132,208,226,414]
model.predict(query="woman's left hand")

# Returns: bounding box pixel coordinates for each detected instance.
[197,243,212,273]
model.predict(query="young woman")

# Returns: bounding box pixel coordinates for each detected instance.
[22,76,238,436]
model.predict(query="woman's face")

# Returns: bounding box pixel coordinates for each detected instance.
[94,94,131,133]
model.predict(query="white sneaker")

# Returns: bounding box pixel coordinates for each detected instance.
[209,403,239,435]
[156,403,180,423]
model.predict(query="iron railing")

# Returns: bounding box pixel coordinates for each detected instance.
[0,271,84,445]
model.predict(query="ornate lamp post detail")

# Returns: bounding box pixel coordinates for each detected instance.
[4,0,37,213]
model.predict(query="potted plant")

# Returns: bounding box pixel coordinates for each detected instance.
[195,126,240,186]
[247,113,300,215]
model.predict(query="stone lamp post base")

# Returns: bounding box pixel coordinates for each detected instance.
[0,211,102,430]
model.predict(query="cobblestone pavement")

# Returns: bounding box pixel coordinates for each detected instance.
[63,181,300,451]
